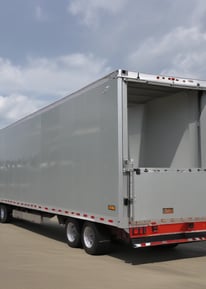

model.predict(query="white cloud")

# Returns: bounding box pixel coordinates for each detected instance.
[0,53,110,127]
[0,58,23,91]
[0,53,110,96]
[68,0,127,26]
[128,26,206,79]
[0,94,45,128]
[24,53,110,96]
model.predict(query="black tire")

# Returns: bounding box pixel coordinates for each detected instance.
[65,218,82,248]
[0,204,12,223]
[81,222,111,255]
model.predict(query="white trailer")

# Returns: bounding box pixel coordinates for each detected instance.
[1,69,206,255]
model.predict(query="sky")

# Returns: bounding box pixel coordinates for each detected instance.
[0,0,206,127]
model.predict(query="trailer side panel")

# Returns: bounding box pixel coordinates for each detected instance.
[0,76,120,222]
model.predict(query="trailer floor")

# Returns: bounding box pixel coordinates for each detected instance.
[1,218,206,289]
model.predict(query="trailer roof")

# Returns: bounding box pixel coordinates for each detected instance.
[1,69,206,131]
[117,69,206,90]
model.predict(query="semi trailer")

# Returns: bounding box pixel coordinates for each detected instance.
[1,69,206,255]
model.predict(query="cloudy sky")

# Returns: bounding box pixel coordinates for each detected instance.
[0,0,206,127]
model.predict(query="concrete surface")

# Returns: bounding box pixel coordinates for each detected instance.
[1,218,206,289]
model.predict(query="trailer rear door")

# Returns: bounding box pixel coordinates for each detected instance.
[125,76,206,224]
[133,168,206,223]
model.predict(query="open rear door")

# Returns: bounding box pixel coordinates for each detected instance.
[126,77,206,224]
[133,168,206,224]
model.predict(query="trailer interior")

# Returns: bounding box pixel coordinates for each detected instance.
[127,82,205,168]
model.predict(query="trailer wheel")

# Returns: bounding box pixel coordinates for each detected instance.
[65,218,82,248]
[0,205,12,223]
[82,222,111,255]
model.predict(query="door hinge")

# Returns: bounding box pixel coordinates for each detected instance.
[123,197,133,206]
[123,159,134,173]
[123,160,141,175]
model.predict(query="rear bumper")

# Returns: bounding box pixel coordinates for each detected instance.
[131,231,206,248]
